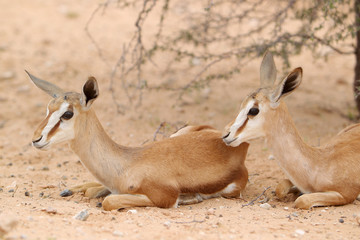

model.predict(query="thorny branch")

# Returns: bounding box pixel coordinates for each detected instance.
[85,0,357,113]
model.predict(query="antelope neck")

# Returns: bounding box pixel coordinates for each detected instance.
[69,109,133,192]
[265,102,322,193]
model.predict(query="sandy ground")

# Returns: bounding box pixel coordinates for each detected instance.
[1,1,360,239]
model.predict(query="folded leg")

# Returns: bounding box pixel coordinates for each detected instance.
[295,191,349,209]
[102,194,154,211]
[275,179,300,199]
[60,182,110,198]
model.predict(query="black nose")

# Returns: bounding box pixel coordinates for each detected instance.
[32,136,42,144]
[222,132,230,139]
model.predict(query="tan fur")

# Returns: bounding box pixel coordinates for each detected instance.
[223,52,360,209]
[31,78,249,211]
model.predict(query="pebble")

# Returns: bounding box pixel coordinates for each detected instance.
[60,189,73,197]
[295,229,305,236]
[127,209,137,214]
[163,221,171,228]
[284,207,289,210]
[259,203,271,210]
[73,209,89,221]
[292,212,299,217]
[96,202,102,208]
[339,218,344,223]
[268,155,275,160]
[207,208,216,215]
[113,230,124,237]
[0,71,15,80]
[42,207,57,214]
[24,191,30,197]
[39,192,44,197]
[26,166,35,171]
[42,166,49,171]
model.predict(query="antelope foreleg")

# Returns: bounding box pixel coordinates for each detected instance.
[61,182,110,198]
[275,179,300,199]
[294,191,349,209]
[102,194,154,211]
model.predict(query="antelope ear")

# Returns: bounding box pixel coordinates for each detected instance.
[260,51,277,88]
[269,67,302,104]
[26,70,65,98]
[81,76,99,109]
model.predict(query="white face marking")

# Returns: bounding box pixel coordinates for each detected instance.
[41,102,70,138]
[34,102,76,149]
[224,98,266,147]
[229,99,255,134]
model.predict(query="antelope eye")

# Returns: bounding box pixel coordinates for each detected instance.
[248,107,259,116]
[61,111,74,120]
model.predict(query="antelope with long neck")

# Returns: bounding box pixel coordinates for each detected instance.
[222,52,360,209]
[27,72,249,210]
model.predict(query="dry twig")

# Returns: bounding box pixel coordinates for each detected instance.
[242,186,271,207]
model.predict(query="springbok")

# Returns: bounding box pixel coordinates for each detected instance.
[27,71,249,211]
[222,52,360,209]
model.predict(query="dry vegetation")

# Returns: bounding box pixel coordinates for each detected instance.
[0,1,360,239]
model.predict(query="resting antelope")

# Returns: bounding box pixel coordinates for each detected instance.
[27,71,249,211]
[222,52,360,209]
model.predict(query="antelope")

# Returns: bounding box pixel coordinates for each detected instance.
[222,52,360,209]
[27,71,249,211]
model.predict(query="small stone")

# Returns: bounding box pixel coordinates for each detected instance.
[0,188,3,192]
[42,166,49,171]
[284,207,289,210]
[127,209,137,214]
[6,181,17,189]
[339,218,344,223]
[292,212,299,217]
[73,209,89,221]
[113,231,124,237]
[207,208,216,215]
[8,189,14,193]
[39,192,44,197]
[60,189,73,197]
[57,163,62,168]
[259,203,271,210]
[26,166,35,171]
[25,191,30,197]
[96,202,102,208]
[43,207,57,214]
[61,175,68,180]
[7,162,13,166]
[0,71,15,80]
[268,155,275,160]
[163,221,171,228]
[295,229,305,236]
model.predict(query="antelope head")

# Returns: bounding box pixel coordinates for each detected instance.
[27,71,99,150]
[222,52,302,147]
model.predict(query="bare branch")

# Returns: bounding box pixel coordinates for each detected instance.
[242,186,271,207]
